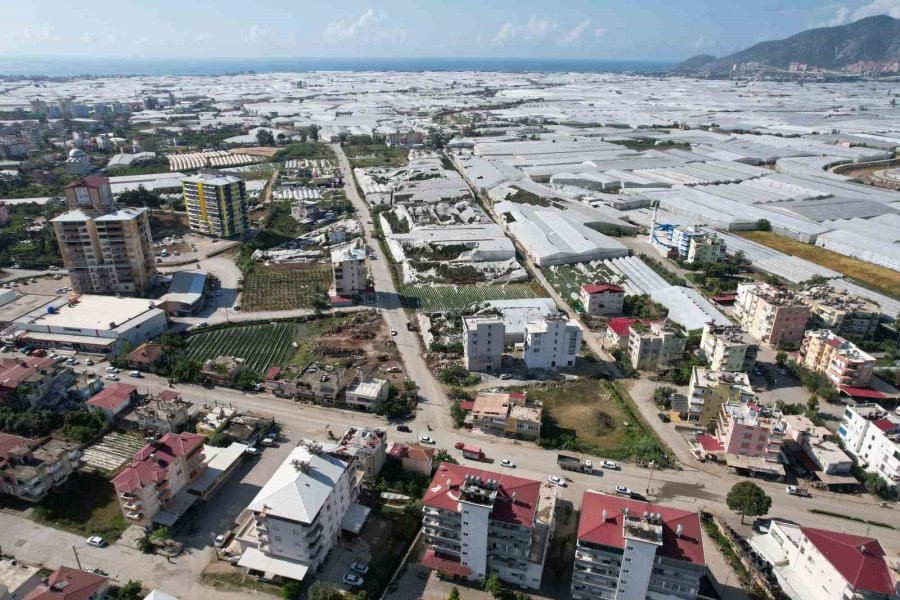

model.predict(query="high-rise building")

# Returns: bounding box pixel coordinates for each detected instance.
[524,314,582,369]
[572,491,706,600]
[330,243,367,298]
[63,175,113,212]
[421,463,557,589]
[799,330,876,389]
[699,324,758,372]
[735,283,810,346]
[182,173,249,237]
[52,207,157,295]
[463,314,505,372]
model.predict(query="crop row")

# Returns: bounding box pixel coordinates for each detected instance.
[241,266,332,311]
[185,323,298,373]
[396,283,545,312]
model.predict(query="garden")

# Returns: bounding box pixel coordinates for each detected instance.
[240,264,332,311]
[542,262,620,309]
[185,322,300,373]
[396,282,547,312]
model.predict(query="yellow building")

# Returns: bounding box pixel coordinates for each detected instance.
[182,173,249,237]
[687,367,755,426]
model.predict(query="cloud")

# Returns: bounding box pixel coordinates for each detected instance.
[820,0,900,27]
[558,20,592,46]
[245,24,269,43]
[492,17,558,46]
[323,8,407,43]
[594,26,608,39]
[194,33,212,43]
[0,26,58,44]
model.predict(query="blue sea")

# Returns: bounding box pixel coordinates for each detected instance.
[0,56,672,77]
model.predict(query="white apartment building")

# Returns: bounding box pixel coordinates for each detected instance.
[687,368,755,426]
[838,404,900,491]
[580,284,625,316]
[344,375,388,411]
[421,463,557,589]
[330,243,367,297]
[523,314,582,370]
[236,440,364,582]
[686,232,726,265]
[572,491,706,600]
[750,521,899,600]
[462,315,505,372]
[699,324,758,372]
[627,320,685,371]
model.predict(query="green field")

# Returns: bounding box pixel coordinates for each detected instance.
[542,262,619,307]
[396,282,547,312]
[185,322,299,373]
[241,265,332,311]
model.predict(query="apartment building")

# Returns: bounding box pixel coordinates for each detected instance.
[330,243,367,298]
[235,440,364,582]
[523,314,582,370]
[63,176,113,212]
[131,391,191,435]
[572,491,706,600]
[838,404,900,491]
[463,315,505,372]
[470,391,542,442]
[687,233,726,265]
[735,283,810,346]
[797,284,882,339]
[182,173,248,237]
[580,284,625,316]
[111,432,206,527]
[52,207,157,295]
[0,435,81,502]
[687,368,755,427]
[334,427,387,480]
[698,324,758,372]
[0,356,76,408]
[627,320,685,371]
[750,522,899,600]
[716,402,786,475]
[603,318,659,350]
[799,330,876,389]
[421,463,557,589]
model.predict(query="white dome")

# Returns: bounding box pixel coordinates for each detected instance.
[68,148,86,158]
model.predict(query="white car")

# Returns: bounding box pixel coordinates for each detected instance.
[214,534,226,547]
[601,460,619,470]
[500,459,515,468]
[129,371,142,378]
[351,562,369,574]
[244,447,260,456]
[105,374,119,381]
[419,436,434,444]
[65,358,79,365]
[85,359,94,366]
[548,476,566,487]
[390,329,398,336]
[86,536,107,548]
[105,366,119,373]
[786,485,809,497]
[260,434,277,446]
[343,574,364,587]
[614,485,632,497]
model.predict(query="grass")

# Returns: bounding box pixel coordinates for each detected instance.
[273,142,335,161]
[344,143,410,168]
[542,262,619,308]
[809,508,895,529]
[200,572,281,596]
[739,231,900,298]
[396,281,547,312]
[31,472,127,540]
[287,315,355,366]
[186,322,300,373]
[240,264,332,311]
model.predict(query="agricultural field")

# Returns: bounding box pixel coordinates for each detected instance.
[345,144,410,168]
[185,322,299,373]
[240,264,332,311]
[542,262,620,309]
[396,282,547,312]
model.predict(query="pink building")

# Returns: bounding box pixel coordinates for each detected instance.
[716,402,786,475]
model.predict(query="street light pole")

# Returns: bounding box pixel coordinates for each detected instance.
[72,545,82,570]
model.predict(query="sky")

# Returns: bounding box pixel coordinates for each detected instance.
[1,0,899,61]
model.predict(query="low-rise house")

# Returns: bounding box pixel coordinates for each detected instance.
[195,406,235,437]
[129,391,190,435]
[201,356,246,387]
[111,432,206,527]
[580,283,625,316]
[22,567,108,600]
[698,324,758,372]
[781,415,853,481]
[0,557,42,600]
[572,491,706,600]
[687,368,754,426]
[0,435,81,502]
[799,330,876,390]
[387,442,434,475]
[838,404,900,492]
[470,391,542,441]
[221,412,274,445]
[267,363,352,405]
[334,427,387,480]
[124,343,165,372]
[627,320,685,371]
[750,522,899,600]
[84,383,138,421]
[0,356,76,408]
[344,375,388,411]
[603,317,658,350]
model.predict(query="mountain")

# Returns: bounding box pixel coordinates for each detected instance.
[672,54,718,72]
[676,15,900,72]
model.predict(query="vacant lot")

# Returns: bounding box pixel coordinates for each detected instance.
[543,262,619,309]
[186,322,300,373]
[740,231,900,298]
[32,472,127,540]
[241,263,332,311]
[345,144,409,168]
[397,282,547,312]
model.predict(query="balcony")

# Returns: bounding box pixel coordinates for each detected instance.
[126,511,144,521]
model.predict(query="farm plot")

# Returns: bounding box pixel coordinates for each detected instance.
[543,262,618,309]
[241,264,331,311]
[396,282,546,312]
[186,322,299,373]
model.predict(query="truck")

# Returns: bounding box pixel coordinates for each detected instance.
[557,453,592,473]
[457,443,486,461]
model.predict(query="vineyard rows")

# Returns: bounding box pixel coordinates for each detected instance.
[241,266,331,311]
[185,322,298,373]
[396,283,546,312]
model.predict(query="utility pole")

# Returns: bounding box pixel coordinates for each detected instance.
[71,545,82,570]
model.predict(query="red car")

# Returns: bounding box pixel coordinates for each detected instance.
[30,349,47,357]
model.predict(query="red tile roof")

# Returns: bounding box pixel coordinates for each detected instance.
[23,567,107,600]
[0,433,34,461]
[111,432,204,493]
[696,434,723,452]
[840,386,887,400]
[0,356,59,390]
[64,175,109,190]
[85,383,137,411]
[156,390,181,402]
[607,317,658,337]
[801,528,896,594]
[421,549,472,577]
[265,367,281,380]
[873,418,899,433]
[423,463,541,527]
[582,283,625,295]
[577,491,705,566]
[387,442,435,462]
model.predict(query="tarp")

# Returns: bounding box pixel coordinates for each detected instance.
[341,503,371,534]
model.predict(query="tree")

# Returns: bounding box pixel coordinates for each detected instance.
[448,588,460,600]
[281,580,302,600]
[483,576,504,598]
[756,219,772,232]
[209,432,231,447]
[256,129,276,146]
[450,399,466,428]
[149,526,171,545]
[235,369,262,391]
[806,395,819,419]
[171,357,202,383]
[433,448,458,466]
[308,125,320,141]
[726,481,772,524]
[776,351,788,366]
[308,582,343,600]
[117,581,143,600]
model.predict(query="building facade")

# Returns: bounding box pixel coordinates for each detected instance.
[797,284,882,339]
[799,330,875,389]
[463,315,505,372]
[182,173,249,237]
[523,314,582,370]
[330,244,367,298]
[470,391,542,442]
[0,435,81,502]
[716,402,786,468]
[688,368,755,427]
[572,491,706,600]
[735,283,810,346]
[580,284,625,316]
[686,233,726,265]
[344,375,388,411]
[421,463,557,589]
[838,404,900,492]
[0,356,76,408]
[699,324,758,372]
[63,176,113,212]
[627,321,685,371]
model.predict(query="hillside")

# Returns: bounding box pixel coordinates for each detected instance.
[672,54,717,72]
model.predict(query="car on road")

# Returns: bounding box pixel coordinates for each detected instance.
[214,534,227,547]
[105,366,119,373]
[390,329,398,336]
[386,366,402,373]
[86,536,108,548]
[351,562,369,574]
[657,412,671,423]
[65,358,79,365]
[500,459,515,468]
[244,447,260,456]
[548,476,566,487]
[396,425,411,433]
[785,485,809,497]
[499,373,512,380]
[260,434,277,446]
[419,435,435,444]
[614,485,632,497]
[129,371,142,378]
[343,574,364,587]
[85,358,94,366]
[105,374,119,381]
[601,460,619,470]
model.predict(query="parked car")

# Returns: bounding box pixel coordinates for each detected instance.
[657,412,671,423]
[244,447,260,456]
[343,574,364,587]
[85,358,94,366]
[214,534,226,547]
[105,366,119,373]
[351,562,369,574]
[105,374,119,381]
[601,460,619,470]
[129,371,142,378]
[65,358,79,365]
[390,329,398,336]
[548,476,566,487]
[86,536,108,548]
[785,485,809,497]
[396,425,411,433]
[614,485,632,497]
[419,435,435,444]
[260,434,277,446]
[500,459,515,468]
